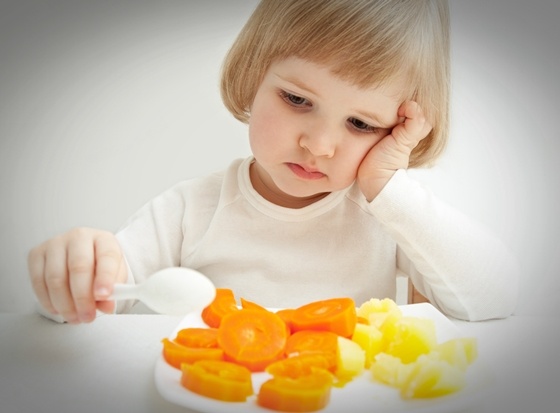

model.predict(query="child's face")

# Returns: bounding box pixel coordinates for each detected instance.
[248,57,404,207]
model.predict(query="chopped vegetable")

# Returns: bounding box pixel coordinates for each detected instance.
[181,359,253,402]
[161,338,224,369]
[162,296,478,409]
[400,355,466,399]
[276,308,296,333]
[357,298,402,329]
[382,316,437,363]
[291,297,357,337]
[370,337,476,397]
[240,297,269,311]
[217,308,289,372]
[371,353,414,387]
[356,315,370,325]
[335,336,365,380]
[175,327,219,348]
[201,288,239,328]
[285,330,338,372]
[266,353,334,378]
[351,323,383,367]
[433,337,478,371]
[257,368,333,412]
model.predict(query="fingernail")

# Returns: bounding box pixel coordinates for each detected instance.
[79,311,94,323]
[95,287,110,299]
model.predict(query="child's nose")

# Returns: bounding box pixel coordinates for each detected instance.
[299,125,337,158]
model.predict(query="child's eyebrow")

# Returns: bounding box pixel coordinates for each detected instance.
[274,74,322,99]
[354,109,395,129]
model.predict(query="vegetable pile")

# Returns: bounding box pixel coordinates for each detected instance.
[161,289,477,412]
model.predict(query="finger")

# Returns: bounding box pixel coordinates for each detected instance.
[28,244,56,314]
[96,250,126,314]
[393,101,432,148]
[96,297,116,314]
[67,232,97,323]
[398,100,422,119]
[400,101,432,135]
[44,238,78,323]
[92,232,124,301]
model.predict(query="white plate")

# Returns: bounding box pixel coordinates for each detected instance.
[154,303,494,413]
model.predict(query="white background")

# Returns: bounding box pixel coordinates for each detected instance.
[1,0,558,315]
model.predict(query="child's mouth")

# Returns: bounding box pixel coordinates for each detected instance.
[286,163,326,180]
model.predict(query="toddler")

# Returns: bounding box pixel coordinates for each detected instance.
[28,0,519,324]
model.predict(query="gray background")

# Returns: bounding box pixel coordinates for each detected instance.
[1,0,559,315]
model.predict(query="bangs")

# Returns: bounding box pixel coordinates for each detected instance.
[255,0,431,93]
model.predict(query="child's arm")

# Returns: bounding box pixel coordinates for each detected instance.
[27,228,128,323]
[371,170,520,320]
[357,100,519,320]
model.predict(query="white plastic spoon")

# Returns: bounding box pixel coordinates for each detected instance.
[110,267,216,316]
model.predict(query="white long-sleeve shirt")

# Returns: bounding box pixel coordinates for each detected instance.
[116,157,519,321]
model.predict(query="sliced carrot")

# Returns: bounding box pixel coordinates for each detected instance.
[201,288,239,328]
[284,330,338,372]
[266,353,334,378]
[161,338,224,369]
[291,297,357,338]
[175,327,219,348]
[240,297,269,311]
[276,308,296,333]
[240,299,293,336]
[217,308,289,372]
[285,330,339,356]
[257,368,333,412]
[181,359,253,402]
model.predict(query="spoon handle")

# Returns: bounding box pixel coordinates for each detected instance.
[110,283,140,301]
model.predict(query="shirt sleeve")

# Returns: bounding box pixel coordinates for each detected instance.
[115,183,187,287]
[368,169,520,321]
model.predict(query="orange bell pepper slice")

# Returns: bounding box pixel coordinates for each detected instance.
[181,360,253,402]
[291,297,357,338]
[257,368,333,412]
[201,288,239,328]
[161,338,224,369]
[217,308,289,372]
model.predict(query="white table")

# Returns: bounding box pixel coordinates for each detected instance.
[0,312,557,413]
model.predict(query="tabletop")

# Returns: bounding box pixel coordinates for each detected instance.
[0,311,557,413]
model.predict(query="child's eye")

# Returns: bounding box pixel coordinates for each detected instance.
[348,117,378,133]
[279,90,311,107]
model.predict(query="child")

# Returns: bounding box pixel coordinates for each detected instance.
[27,0,519,324]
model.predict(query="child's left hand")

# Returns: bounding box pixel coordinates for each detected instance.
[357,100,432,202]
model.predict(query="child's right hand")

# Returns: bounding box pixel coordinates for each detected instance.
[357,100,432,202]
[27,227,128,323]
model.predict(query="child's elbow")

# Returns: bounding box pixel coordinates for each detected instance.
[461,261,521,322]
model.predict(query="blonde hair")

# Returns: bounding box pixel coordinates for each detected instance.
[221,0,450,167]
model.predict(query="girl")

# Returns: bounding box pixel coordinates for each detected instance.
[28,0,519,324]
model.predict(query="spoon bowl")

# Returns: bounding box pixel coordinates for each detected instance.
[110,267,216,316]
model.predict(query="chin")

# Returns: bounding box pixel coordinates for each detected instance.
[279,183,330,199]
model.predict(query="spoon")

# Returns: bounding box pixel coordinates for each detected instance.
[110,267,216,316]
